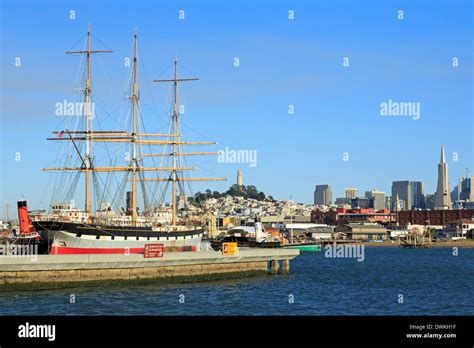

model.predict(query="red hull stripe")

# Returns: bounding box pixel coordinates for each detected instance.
[50,246,145,255]
[50,245,197,254]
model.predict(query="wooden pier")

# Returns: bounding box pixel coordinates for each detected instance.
[400,235,432,248]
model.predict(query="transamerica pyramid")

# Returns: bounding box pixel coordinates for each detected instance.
[434,145,452,210]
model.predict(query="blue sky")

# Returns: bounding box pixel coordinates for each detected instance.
[0,0,473,216]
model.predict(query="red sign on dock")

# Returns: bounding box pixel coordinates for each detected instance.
[144,244,164,258]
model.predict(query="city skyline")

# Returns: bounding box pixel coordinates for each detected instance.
[1,140,473,218]
[1,1,472,215]
[315,145,472,210]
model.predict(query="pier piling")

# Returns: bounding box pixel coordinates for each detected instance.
[281,259,290,273]
[270,259,279,274]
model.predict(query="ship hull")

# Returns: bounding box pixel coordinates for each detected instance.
[33,221,204,255]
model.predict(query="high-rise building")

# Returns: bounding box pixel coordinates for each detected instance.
[391,181,411,211]
[460,176,474,201]
[314,184,332,205]
[335,197,351,206]
[451,184,460,203]
[410,181,425,209]
[345,188,358,199]
[425,194,436,210]
[351,197,370,209]
[434,145,451,210]
[365,190,386,211]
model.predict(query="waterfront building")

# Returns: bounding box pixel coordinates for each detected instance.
[365,190,386,211]
[308,226,335,240]
[397,209,474,226]
[391,181,411,211]
[388,225,409,239]
[314,184,332,205]
[441,219,474,238]
[311,208,395,225]
[434,145,452,210]
[345,188,358,199]
[334,223,388,241]
[259,215,311,228]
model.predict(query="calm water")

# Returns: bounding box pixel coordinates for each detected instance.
[1,247,473,315]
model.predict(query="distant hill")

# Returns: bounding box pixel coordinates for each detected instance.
[192,185,274,204]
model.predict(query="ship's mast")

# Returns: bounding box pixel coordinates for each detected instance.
[172,59,178,226]
[131,31,138,224]
[48,28,227,225]
[65,24,112,214]
[149,59,227,226]
[85,24,92,214]
[154,59,200,226]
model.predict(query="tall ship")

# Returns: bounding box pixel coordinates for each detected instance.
[28,25,226,254]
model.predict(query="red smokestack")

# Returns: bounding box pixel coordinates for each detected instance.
[17,200,31,234]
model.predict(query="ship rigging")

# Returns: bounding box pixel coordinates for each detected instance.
[31,25,226,254]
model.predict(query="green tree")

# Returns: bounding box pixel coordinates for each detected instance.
[246,185,258,199]
[194,184,269,202]
[468,229,474,239]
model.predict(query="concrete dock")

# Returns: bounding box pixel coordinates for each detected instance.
[0,248,299,291]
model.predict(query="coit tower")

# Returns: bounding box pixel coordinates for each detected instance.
[237,170,243,192]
